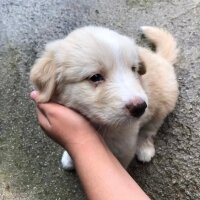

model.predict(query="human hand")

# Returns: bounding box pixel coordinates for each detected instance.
[30,91,98,155]
[30,92,151,200]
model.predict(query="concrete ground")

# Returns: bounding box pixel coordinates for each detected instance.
[0,0,199,199]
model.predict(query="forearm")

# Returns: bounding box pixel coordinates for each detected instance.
[30,94,150,200]
[70,134,150,200]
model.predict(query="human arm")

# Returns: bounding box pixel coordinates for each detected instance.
[31,91,151,200]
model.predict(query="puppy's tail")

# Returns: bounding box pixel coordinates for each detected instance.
[141,26,178,64]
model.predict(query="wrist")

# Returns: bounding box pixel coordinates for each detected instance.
[63,127,101,159]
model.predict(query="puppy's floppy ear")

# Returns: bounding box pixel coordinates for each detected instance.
[30,40,62,102]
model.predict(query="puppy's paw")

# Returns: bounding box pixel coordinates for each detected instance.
[61,151,74,170]
[136,141,155,163]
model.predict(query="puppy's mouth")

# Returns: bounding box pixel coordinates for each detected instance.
[90,111,138,128]
[65,103,144,127]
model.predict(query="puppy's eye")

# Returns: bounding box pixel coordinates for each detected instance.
[89,74,104,82]
[138,61,146,75]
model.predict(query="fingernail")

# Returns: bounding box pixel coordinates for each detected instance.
[30,91,38,100]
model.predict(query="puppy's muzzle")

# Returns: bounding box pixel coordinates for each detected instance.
[126,97,147,118]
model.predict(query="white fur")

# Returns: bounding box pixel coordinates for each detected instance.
[136,139,155,162]
[61,151,74,170]
[113,65,148,104]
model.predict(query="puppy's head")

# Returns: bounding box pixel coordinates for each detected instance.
[30,26,148,126]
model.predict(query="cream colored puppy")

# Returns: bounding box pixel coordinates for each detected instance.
[30,26,179,169]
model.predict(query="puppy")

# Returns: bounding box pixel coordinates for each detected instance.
[30,26,179,169]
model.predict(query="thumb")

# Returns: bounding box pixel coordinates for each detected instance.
[30,91,40,102]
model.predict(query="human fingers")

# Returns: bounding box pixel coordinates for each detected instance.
[30,90,40,102]
[30,90,93,136]
[36,107,51,132]
[30,90,59,121]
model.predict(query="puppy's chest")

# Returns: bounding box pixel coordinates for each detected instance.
[96,124,140,156]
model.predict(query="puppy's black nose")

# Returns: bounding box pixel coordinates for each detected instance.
[126,98,147,118]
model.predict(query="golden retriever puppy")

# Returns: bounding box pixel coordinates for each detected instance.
[30,26,178,169]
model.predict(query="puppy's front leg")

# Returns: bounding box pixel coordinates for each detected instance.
[136,134,155,163]
[61,150,74,170]
[136,119,164,162]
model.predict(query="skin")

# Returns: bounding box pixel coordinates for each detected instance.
[30,91,151,200]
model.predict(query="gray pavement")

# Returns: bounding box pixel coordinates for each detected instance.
[0,0,199,199]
